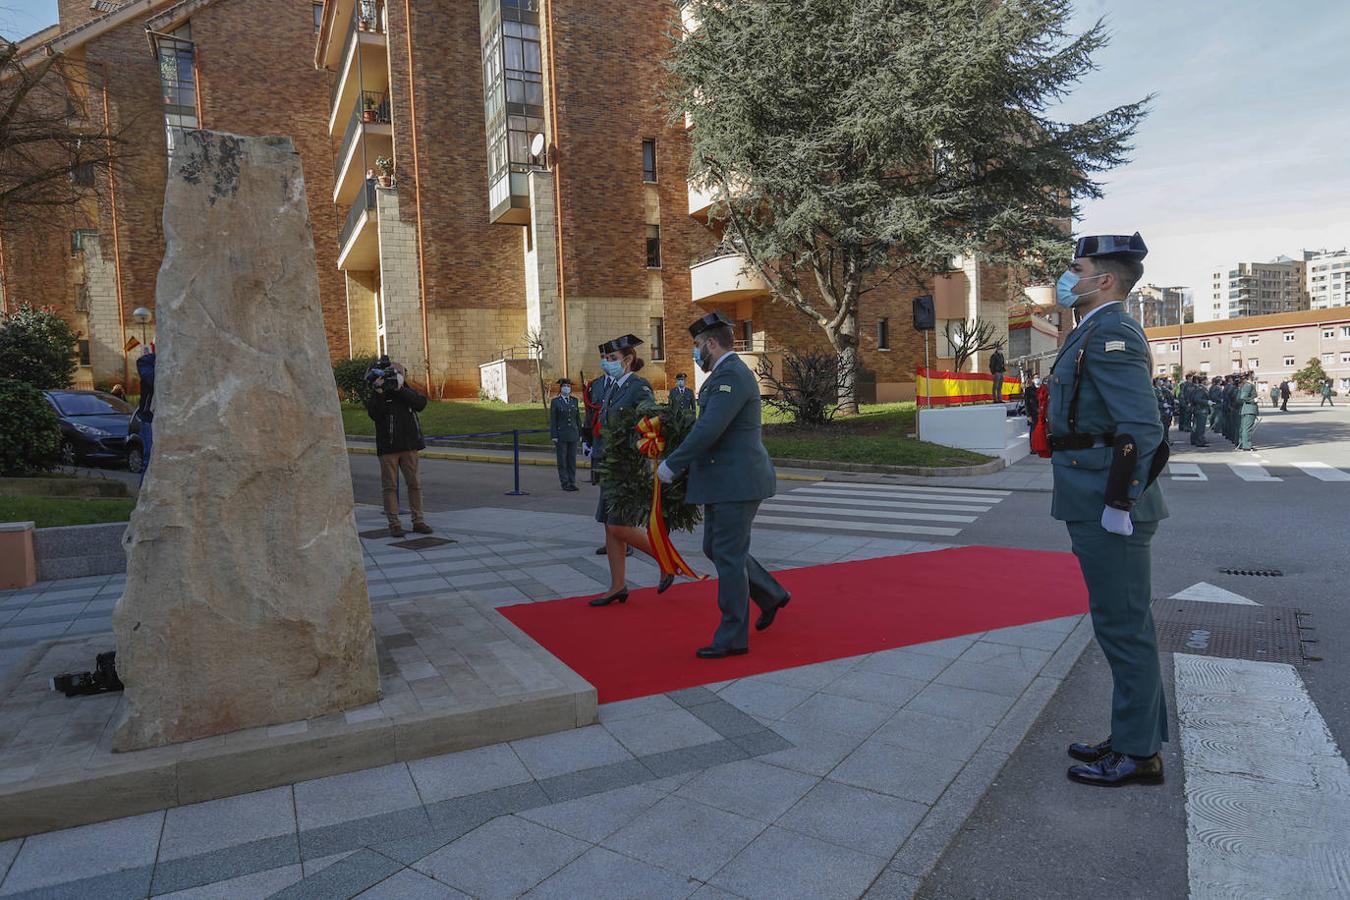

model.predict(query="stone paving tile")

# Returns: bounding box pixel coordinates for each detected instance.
[933,659,1039,699]
[422,782,551,837]
[980,623,1069,652]
[355,867,469,899]
[7,601,88,623]
[293,763,421,831]
[903,682,1018,728]
[753,721,865,777]
[675,759,819,823]
[715,680,812,720]
[536,758,652,804]
[272,848,402,900]
[604,708,723,756]
[518,783,666,844]
[525,846,699,899]
[511,725,634,780]
[753,658,859,691]
[407,743,533,804]
[899,635,980,659]
[640,738,749,779]
[954,640,1053,672]
[602,795,767,882]
[779,693,895,737]
[687,698,771,739]
[158,786,296,860]
[297,807,433,861]
[709,824,886,900]
[598,693,681,723]
[820,669,927,708]
[413,815,588,899]
[776,780,927,860]
[0,810,163,895]
[855,648,953,681]
[150,834,298,896]
[871,709,992,762]
[829,739,967,805]
[861,869,922,899]
[154,862,303,899]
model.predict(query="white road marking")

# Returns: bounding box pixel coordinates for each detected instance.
[755,515,961,537]
[1228,463,1282,482]
[816,481,1012,498]
[761,503,978,524]
[1168,463,1207,481]
[1168,582,1259,606]
[1291,462,1350,482]
[792,485,1003,506]
[788,488,993,512]
[1175,654,1350,899]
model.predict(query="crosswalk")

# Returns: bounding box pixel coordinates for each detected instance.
[1168,461,1350,483]
[758,481,1010,538]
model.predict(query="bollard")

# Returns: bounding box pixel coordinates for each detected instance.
[505,429,529,496]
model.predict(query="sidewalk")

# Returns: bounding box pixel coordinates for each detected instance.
[0,504,1086,898]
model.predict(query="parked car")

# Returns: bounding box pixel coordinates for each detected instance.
[42,390,133,467]
[126,408,146,474]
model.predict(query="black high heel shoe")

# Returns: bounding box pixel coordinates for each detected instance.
[657,574,675,594]
[589,588,629,607]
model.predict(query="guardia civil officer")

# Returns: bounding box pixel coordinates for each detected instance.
[1177,373,1193,433]
[658,312,790,658]
[669,374,696,415]
[1047,232,1169,787]
[1189,375,1210,447]
[550,378,583,491]
[1207,377,1225,441]
[1236,371,1259,451]
[1153,378,1175,444]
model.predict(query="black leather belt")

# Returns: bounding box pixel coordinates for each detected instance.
[1049,433,1115,451]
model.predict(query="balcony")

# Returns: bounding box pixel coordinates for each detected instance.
[333,94,393,206]
[337,181,379,271]
[690,250,770,306]
[327,1,389,136]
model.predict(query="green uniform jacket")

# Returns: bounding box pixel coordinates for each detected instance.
[592,374,653,463]
[1190,389,1211,413]
[549,395,583,442]
[1046,303,1168,523]
[662,354,777,506]
[1238,382,1259,413]
[668,386,696,415]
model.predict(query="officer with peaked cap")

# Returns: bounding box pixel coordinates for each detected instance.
[1047,232,1171,787]
[658,312,790,658]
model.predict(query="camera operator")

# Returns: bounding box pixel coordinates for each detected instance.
[364,359,431,537]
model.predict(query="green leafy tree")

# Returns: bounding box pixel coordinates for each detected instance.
[1293,357,1329,394]
[0,379,61,475]
[668,0,1148,413]
[333,355,380,403]
[0,303,79,389]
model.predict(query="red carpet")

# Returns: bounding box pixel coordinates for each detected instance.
[500,546,1087,703]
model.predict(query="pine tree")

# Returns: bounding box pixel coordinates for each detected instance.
[668,0,1149,412]
[1293,357,1329,394]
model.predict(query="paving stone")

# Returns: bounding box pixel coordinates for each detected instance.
[2,864,154,899]
[688,886,747,900]
[710,825,886,900]
[776,780,926,859]
[855,649,950,681]
[955,640,1054,672]
[0,841,17,880]
[820,669,927,708]
[355,867,469,899]
[154,863,304,899]
[294,763,422,831]
[829,740,966,805]
[422,781,551,837]
[871,709,992,762]
[298,807,432,860]
[604,708,722,756]
[687,698,773,739]
[983,675,1062,754]
[667,686,720,708]
[151,834,299,895]
[715,680,811,720]
[754,659,857,691]
[730,729,794,757]
[536,758,653,803]
[753,721,866,777]
[980,623,1068,652]
[526,846,698,899]
[675,759,818,823]
[640,738,749,779]
[518,784,666,844]
[885,748,1010,881]
[602,795,766,882]
[407,743,533,804]
[299,850,355,877]
[903,683,1017,728]
[861,869,922,899]
[0,811,162,895]
[933,659,1038,699]
[272,849,402,900]
[597,693,681,723]
[780,693,894,737]
[511,724,633,780]
[159,786,296,860]
[414,815,588,899]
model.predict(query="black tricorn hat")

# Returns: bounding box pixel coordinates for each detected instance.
[1074,232,1148,261]
[689,311,734,338]
[556,377,572,386]
[598,334,643,354]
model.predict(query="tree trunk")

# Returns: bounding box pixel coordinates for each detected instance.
[827,311,860,416]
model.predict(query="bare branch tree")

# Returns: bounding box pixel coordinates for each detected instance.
[944,318,1004,372]
[756,350,857,427]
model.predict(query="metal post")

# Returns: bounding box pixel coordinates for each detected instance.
[505,429,528,496]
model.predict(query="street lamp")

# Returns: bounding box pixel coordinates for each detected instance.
[132,307,152,350]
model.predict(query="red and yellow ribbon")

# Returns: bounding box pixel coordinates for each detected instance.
[636,415,705,580]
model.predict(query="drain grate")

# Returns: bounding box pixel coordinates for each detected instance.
[389,536,457,550]
[358,528,393,539]
[1152,599,1306,665]
[1218,568,1283,577]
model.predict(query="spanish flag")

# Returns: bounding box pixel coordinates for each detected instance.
[916,367,1020,406]
[124,336,140,353]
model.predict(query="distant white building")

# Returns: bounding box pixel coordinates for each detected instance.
[1306,249,1350,310]
[1199,257,1308,322]
[1126,284,1187,327]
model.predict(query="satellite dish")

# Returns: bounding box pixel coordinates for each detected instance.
[530,133,546,158]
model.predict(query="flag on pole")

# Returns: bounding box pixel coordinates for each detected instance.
[124,336,140,353]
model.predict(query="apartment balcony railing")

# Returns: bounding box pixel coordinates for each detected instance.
[336,91,390,169]
[339,181,377,253]
[334,92,393,205]
[690,247,771,307]
[331,0,386,108]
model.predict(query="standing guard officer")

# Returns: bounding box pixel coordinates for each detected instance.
[1047,232,1169,787]
[550,378,583,491]
[1236,372,1259,451]
[1177,373,1193,433]
[658,312,790,658]
[1189,375,1210,447]
[669,373,696,415]
[1207,377,1225,442]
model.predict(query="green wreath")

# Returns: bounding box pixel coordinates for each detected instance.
[595,399,702,532]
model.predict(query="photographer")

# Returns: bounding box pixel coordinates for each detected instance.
[364,358,431,537]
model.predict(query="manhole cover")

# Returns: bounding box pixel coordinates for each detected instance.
[1218,568,1283,577]
[389,536,457,550]
[1152,599,1305,665]
[358,528,392,539]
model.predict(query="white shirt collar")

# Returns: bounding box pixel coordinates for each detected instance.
[615,371,634,387]
[1075,300,1121,328]
[711,351,738,373]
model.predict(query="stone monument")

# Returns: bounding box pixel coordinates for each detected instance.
[112,131,380,751]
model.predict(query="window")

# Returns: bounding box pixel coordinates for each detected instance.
[739,319,753,349]
[313,2,323,32]
[70,162,95,187]
[77,340,91,367]
[1200,339,1211,349]
[1248,358,1258,368]
[642,139,657,182]
[1199,361,1211,373]
[1341,352,1350,364]
[645,224,661,268]
[1248,335,1259,344]
[1169,342,1179,352]
[154,25,198,156]
[649,318,665,361]
[1324,329,1335,339]
[1156,364,1167,374]
[1342,327,1350,338]
[1284,332,1295,342]
[1284,356,1295,368]
[1322,353,1333,365]
[70,229,98,253]
[1231,338,1241,348]
[878,318,890,350]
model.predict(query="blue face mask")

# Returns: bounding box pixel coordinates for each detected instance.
[693,345,709,371]
[600,358,623,378]
[1056,270,1105,308]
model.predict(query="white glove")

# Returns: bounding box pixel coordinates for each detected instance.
[551,437,558,444]
[657,461,675,484]
[394,373,405,390]
[1100,506,1134,537]
[582,443,591,458]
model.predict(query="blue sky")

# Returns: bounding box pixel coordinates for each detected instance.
[3,0,1347,294]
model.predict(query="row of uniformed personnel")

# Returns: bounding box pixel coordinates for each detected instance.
[1171,371,1259,451]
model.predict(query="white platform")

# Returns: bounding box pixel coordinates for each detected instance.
[918,404,1029,464]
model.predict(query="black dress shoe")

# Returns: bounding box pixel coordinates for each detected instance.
[595,547,607,555]
[657,574,675,594]
[696,645,749,659]
[755,594,791,632]
[1067,751,1164,787]
[1068,736,1113,763]
[563,484,579,491]
[588,589,629,607]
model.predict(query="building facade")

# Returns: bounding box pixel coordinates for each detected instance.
[1306,249,1349,310]
[0,0,346,389]
[1145,306,1350,394]
[1198,257,1308,323]
[1125,284,1187,328]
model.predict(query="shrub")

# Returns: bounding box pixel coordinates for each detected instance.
[0,379,62,475]
[0,304,79,390]
[757,350,856,426]
[333,355,379,404]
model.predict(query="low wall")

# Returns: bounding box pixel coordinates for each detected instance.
[33,522,127,581]
[918,404,1011,458]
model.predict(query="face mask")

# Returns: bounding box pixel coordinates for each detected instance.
[600,358,623,378]
[1056,270,1106,309]
[1033,377,1041,387]
[561,386,571,396]
[693,344,712,372]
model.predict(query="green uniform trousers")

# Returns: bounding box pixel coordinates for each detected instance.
[1190,409,1208,445]
[1178,403,1191,432]
[1238,413,1256,450]
[702,500,789,650]
[1066,520,1168,757]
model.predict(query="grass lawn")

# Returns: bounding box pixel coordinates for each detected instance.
[0,496,135,528]
[344,399,990,468]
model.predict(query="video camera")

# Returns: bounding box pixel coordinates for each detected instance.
[52,651,123,697]
[365,355,397,391]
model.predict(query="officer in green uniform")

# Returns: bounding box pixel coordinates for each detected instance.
[1268,382,1280,409]
[1223,376,1239,443]
[1177,374,1193,433]
[1047,232,1169,787]
[1207,377,1224,441]
[659,312,790,659]
[1322,380,1335,406]
[668,373,696,415]
[549,378,583,491]
[1236,372,1259,451]
[1189,375,1210,447]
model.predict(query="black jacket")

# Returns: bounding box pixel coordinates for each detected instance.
[364,383,427,454]
[989,350,1006,374]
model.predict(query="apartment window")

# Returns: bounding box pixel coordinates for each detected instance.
[1284,356,1295,368]
[645,225,661,268]
[1200,339,1211,349]
[1322,353,1334,366]
[77,340,91,367]
[313,3,323,32]
[1342,327,1350,338]
[650,317,665,361]
[1230,338,1241,348]
[1342,352,1350,364]
[1283,332,1295,342]
[153,24,198,156]
[1199,362,1211,373]
[70,229,98,254]
[1248,358,1258,368]
[877,317,890,350]
[1324,329,1335,339]
[1169,342,1179,352]
[642,139,657,182]
[739,319,754,349]
[70,161,95,187]
[1249,335,1259,344]
[1156,364,1167,374]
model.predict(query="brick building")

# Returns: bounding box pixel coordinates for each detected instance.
[0,0,344,389]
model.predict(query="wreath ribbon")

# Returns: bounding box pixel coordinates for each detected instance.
[636,416,704,580]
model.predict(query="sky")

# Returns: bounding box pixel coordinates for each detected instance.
[2,0,1347,295]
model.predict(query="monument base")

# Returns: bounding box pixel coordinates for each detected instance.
[0,595,596,840]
